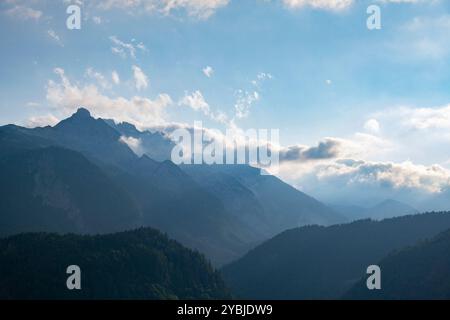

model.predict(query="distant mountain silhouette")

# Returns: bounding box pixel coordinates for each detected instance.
[333,199,418,221]
[421,188,450,212]
[344,228,450,299]
[368,199,419,220]
[222,212,450,299]
[0,228,231,299]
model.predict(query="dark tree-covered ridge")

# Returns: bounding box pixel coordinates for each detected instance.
[0,228,231,300]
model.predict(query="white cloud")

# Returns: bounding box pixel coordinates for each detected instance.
[282,0,353,10]
[119,136,145,156]
[402,105,450,130]
[111,70,120,85]
[376,104,450,131]
[364,118,380,133]
[377,0,424,3]
[179,90,211,115]
[234,90,259,119]
[272,99,450,206]
[233,73,272,119]
[282,0,425,10]
[202,66,214,78]
[177,90,232,125]
[85,68,110,89]
[95,0,229,19]
[5,5,42,21]
[132,65,149,91]
[281,0,426,11]
[25,114,60,128]
[46,68,171,129]
[110,36,147,59]
[293,158,450,196]
[276,149,450,208]
[136,42,148,52]
[252,72,273,87]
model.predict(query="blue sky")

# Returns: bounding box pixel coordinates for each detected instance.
[1,0,450,207]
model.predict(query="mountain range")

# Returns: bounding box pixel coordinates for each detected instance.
[3,107,450,300]
[332,199,419,221]
[0,107,344,265]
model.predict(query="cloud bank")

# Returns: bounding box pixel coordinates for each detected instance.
[46,68,171,129]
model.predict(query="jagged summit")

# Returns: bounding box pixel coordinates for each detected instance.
[72,107,92,118]
[55,107,96,128]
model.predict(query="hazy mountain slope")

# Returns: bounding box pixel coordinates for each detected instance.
[366,199,418,220]
[0,228,231,299]
[209,165,345,230]
[344,228,450,300]
[333,199,419,221]
[330,204,367,221]
[108,158,260,266]
[0,146,140,236]
[0,124,54,158]
[106,119,345,233]
[181,165,273,240]
[36,109,342,263]
[421,188,450,212]
[222,212,450,299]
[0,109,259,265]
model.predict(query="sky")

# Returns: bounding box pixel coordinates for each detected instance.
[1,0,450,208]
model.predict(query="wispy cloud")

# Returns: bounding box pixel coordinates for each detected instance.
[47,29,63,47]
[179,90,211,115]
[282,0,353,11]
[95,0,229,19]
[282,0,428,11]
[233,72,272,119]
[234,90,259,119]
[111,70,120,85]
[110,36,147,59]
[132,65,149,91]
[85,67,111,89]
[202,66,214,78]
[389,14,450,60]
[5,5,42,21]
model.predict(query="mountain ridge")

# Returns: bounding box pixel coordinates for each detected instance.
[0,228,231,299]
[222,211,450,299]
